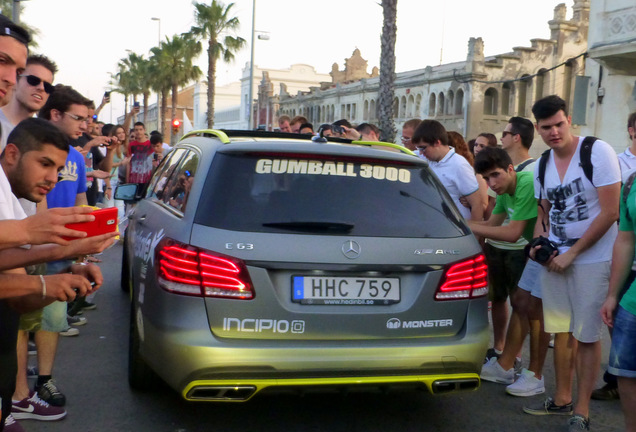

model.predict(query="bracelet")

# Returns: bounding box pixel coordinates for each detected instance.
[39,275,46,299]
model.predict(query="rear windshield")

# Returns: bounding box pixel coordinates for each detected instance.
[194,152,469,238]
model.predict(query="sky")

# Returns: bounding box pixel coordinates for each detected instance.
[19,0,568,123]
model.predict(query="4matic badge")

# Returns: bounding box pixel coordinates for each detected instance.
[414,249,459,255]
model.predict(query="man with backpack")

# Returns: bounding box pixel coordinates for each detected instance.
[523,95,621,432]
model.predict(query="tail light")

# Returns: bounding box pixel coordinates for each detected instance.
[435,254,488,300]
[155,238,254,299]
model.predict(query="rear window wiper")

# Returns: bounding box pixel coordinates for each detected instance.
[262,221,354,233]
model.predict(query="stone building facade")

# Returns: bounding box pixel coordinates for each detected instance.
[269,1,589,154]
[581,0,636,153]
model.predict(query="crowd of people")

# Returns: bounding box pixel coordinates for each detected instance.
[0,15,175,432]
[0,11,636,432]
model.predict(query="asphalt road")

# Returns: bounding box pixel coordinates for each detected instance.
[22,242,625,432]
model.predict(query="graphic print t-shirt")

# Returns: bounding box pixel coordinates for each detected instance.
[533,137,620,263]
[128,140,153,184]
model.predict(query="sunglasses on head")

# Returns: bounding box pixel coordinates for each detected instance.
[20,75,54,94]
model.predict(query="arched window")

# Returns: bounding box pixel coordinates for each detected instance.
[563,61,575,107]
[370,99,376,121]
[438,92,445,116]
[407,95,414,118]
[455,89,464,115]
[502,82,513,116]
[399,96,407,118]
[535,69,547,101]
[429,93,436,117]
[518,75,530,116]
[484,88,498,115]
[447,90,455,115]
[363,100,369,121]
[415,94,422,117]
[393,97,399,117]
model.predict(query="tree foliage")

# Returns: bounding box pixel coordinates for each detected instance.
[189,0,246,128]
[151,34,202,143]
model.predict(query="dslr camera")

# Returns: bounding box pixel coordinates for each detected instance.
[331,124,345,135]
[528,236,559,264]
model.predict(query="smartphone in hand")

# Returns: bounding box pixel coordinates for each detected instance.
[62,207,118,241]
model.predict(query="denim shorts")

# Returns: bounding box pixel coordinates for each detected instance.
[41,301,68,332]
[517,259,543,299]
[41,259,74,332]
[608,306,636,378]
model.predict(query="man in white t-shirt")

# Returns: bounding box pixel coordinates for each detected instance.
[523,95,621,432]
[618,112,636,182]
[412,119,484,221]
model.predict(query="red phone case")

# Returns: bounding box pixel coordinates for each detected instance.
[62,207,118,241]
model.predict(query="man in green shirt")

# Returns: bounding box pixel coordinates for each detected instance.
[601,174,636,431]
[468,147,547,397]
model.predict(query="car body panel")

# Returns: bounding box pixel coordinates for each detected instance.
[124,130,489,401]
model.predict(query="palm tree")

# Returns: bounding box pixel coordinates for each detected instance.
[132,56,153,125]
[189,0,246,128]
[152,34,202,143]
[378,0,398,143]
[110,52,143,119]
[111,52,155,125]
[149,46,173,137]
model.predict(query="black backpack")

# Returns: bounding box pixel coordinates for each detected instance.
[536,136,598,192]
[515,158,535,173]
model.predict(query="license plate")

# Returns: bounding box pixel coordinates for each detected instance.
[292,276,400,305]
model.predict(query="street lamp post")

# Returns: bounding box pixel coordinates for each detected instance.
[248,0,256,130]
[247,2,270,130]
[151,17,161,133]
[12,0,29,23]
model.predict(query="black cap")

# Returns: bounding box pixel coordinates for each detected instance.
[0,15,31,46]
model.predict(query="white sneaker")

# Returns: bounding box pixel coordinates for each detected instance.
[480,357,515,384]
[506,368,545,397]
[59,327,79,337]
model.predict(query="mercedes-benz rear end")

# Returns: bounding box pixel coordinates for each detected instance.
[137,141,489,401]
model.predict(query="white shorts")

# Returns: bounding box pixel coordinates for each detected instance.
[517,259,543,299]
[540,261,610,343]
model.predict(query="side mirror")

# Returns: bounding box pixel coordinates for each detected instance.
[114,183,141,202]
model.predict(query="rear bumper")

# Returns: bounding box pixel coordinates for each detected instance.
[183,373,481,401]
[139,310,489,401]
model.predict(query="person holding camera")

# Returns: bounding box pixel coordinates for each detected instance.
[523,96,621,432]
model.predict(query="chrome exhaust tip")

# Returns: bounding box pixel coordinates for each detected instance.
[431,378,479,394]
[186,385,256,401]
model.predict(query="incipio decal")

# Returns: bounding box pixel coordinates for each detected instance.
[223,318,305,334]
[255,159,411,183]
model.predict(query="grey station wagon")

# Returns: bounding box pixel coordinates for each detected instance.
[119,130,489,402]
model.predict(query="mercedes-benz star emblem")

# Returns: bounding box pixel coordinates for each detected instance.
[342,240,361,259]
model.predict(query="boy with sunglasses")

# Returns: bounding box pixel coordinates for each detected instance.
[0,55,57,151]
